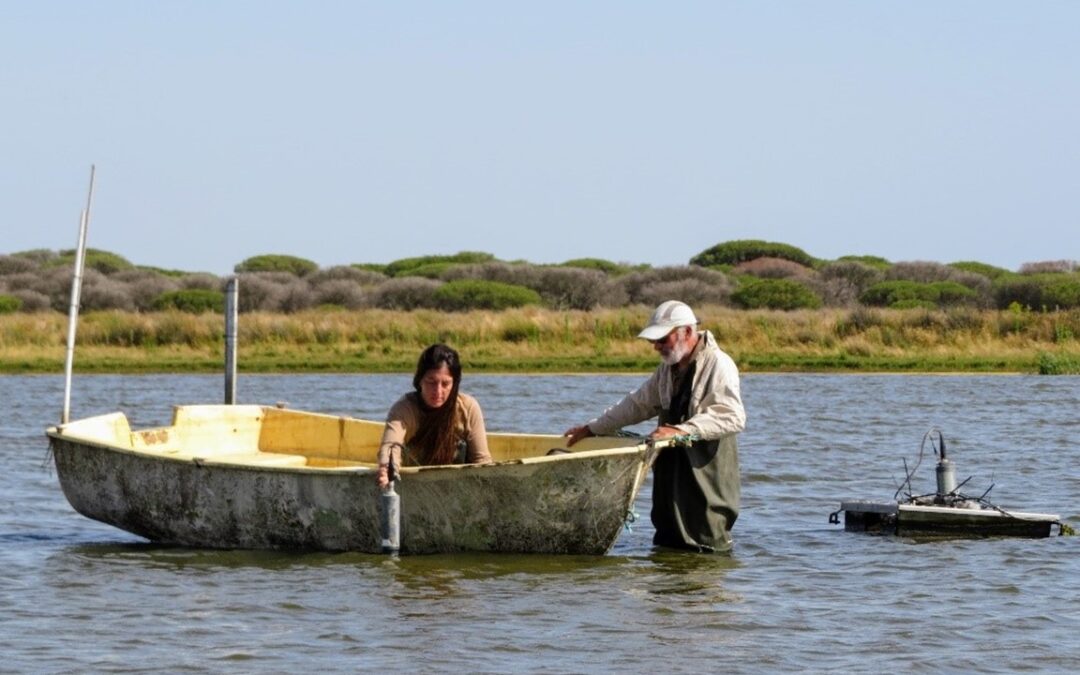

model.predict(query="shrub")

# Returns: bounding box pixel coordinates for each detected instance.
[308,265,386,286]
[733,256,815,279]
[0,294,21,313]
[532,267,611,310]
[811,261,883,307]
[384,251,496,277]
[0,255,38,275]
[80,274,136,311]
[949,261,1011,280]
[350,263,389,275]
[234,254,318,277]
[312,280,367,309]
[137,265,192,278]
[731,278,822,310]
[235,272,294,312]
[886,261,957,284]
[441,262,542,288]
[51,248,135,275]
[618,266,732,305]
[994,274,1080,310]
[1043,276,1080,309]
[10,249,58,265]
[836,255,891,270]
[433,279,541,311]
[279,280,316,313]
[178,273,223,291]
[877,264,992,307]
[634,279,731,308]
[1020,260,1077,275]
[151,289,225,313]
[112,269,180,311]
[399,262,460,279]
[557,258,640,276]
[930,281,977,307]
[690,240,816,268]
[9,289,51,312]
[860,280,935,307]
[372,277,442,310]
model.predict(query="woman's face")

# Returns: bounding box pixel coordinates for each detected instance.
[419,363,455,409]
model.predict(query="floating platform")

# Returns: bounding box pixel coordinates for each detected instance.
[833,499,1061,539]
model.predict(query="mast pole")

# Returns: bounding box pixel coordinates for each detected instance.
[61,165,95,424]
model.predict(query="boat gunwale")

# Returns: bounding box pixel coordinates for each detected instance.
[46,414,655,477]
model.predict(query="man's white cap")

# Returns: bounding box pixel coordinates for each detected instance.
[637,300,698,340]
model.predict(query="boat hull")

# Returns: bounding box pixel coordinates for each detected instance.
[48,407,656,555]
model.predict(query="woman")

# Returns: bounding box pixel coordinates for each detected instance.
[376,343,491,487]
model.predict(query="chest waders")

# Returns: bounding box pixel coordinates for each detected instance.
[654,361,740,552]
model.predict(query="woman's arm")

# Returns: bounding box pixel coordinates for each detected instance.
[461,394,492,463]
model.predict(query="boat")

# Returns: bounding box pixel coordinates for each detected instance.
[46,404,669,554]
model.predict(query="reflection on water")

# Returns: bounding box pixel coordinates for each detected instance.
[3,373,1079,673]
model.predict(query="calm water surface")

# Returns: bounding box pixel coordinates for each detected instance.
[2,374,1078,673]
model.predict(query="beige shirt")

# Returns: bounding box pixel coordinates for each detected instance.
[586,330,746,439]
[378,392,492,467]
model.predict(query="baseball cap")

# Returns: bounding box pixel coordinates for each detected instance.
[637,300,698,340]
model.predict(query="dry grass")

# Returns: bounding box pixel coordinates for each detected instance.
[1,306,1078,373]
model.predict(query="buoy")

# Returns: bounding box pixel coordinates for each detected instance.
[380,460,401,554]
[829,428,1069,538]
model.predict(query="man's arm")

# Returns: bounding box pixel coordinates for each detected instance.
[672,356,746,439]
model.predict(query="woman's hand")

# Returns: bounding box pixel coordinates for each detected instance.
[376,464,390,489]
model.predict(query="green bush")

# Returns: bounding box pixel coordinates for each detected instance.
[433,280,541,311]
[1043,276,1080,309]
[400,262,459,279]
[351,262,389,275]
[54,248,134,275]
[949,261,1011,280]
[691,240,816,269]
[860,280,932,307]
[731,278,822,310]
[234,254,318,276]
[995,274,1080,310]
[0,294,22,314]
[151,289,226,313]
[384,251,496,278]
[557,258,640,276]
[929,281,977,306]
[836,255,891,270]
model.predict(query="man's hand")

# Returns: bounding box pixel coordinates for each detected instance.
[648,425,683,442]
[563,424,594,447]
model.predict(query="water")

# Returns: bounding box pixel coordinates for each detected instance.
[3,373,1078,673]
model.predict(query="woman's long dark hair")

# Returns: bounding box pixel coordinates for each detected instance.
[408,343,462,465]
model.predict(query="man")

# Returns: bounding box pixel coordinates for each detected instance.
[564,300,746,552]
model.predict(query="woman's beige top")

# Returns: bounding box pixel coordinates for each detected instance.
[377,392,492,467]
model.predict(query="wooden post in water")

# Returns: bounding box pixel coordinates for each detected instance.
[62,165,96,424]
[224,276,238,404]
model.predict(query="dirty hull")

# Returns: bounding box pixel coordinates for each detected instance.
[49,433,652,555]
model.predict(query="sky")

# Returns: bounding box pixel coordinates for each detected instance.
[2,1,1077,276]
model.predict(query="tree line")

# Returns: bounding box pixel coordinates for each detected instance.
[1,240,1078,315]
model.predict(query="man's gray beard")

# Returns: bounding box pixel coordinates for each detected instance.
[660,337,690,366]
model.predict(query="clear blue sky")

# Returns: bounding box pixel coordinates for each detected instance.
[3,2,1077,275]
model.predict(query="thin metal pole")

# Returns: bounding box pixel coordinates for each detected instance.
[224,276,238,404]
[62,165,96,424]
